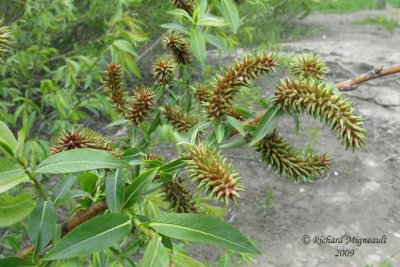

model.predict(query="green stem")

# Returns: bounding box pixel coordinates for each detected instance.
[17,159,48,200]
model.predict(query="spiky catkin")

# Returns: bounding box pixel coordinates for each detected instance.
[0,21,12,63]
[104,64,129,115]
[143,153,160,161]
[152,56,178,85]
[183,144,243,204]
[162,32,193,65]
[126,86,155,127]
[194,84,211,103]
[51,128,119,156]
[273,78,367,150]
[289,53,328,79]
[170,0,195,16]
[207,52,278,120]
[163,105,199,133]
[162,177,198,213]
[227,109,245,121]
[256,130,331,182]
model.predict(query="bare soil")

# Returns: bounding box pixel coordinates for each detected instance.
[193,9,400,267]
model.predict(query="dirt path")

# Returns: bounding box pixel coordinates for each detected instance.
[217,9,400,267]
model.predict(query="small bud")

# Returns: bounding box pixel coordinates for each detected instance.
[162,32,193,65]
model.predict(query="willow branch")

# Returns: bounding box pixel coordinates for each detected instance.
[233,64,400,135]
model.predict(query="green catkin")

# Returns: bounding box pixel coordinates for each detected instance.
[207,52,278,120]
[163,105,199,133]
[162,177,199,213]
[162,32,193,65]
[104,64,129,116]
[256,129,331,182]
[170,0,195,16]
[289,53,328,80]
[152,56,178,85]
[273,78,367,151]
[0,21,11,63]
[183,144,243,204]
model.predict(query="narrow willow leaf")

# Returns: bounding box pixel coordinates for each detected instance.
[124,168,158,208]
[190,28,206,64]
[204,33,226,50]
[53,176,77,206]
[249,106,283,146]
[0,158,29,194]
[172,253,206,267]
[0,257,35,267]
[0,193,36,228]
[105,169,126,213]
[44,213,132,260]
[220,0,239,33]
[218,138,248,149]
[0,121,17,157]
[226,116,245,136]
[150,213,260,254]
[161,23,189,35]
[36,148,130,174]
[214,120,225,143]
[141,236,169,267]
[159,158,186,173]
[28,200,56,258]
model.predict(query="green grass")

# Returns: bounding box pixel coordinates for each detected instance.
[353,15,399,32]
[313,0,400,13]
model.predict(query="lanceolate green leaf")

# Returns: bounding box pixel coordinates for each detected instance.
[124,168,158,208]
[150,213,260,254]
[0,193,36,228]
[226,116,245,136]
[0,257,35,267]
[28,200,56,258]
[44,213,132,260]
[214,120,225,143]
[141,236,169,267]
[190,28,206,64]
[172,253,206,267]
[105,169,125,213]
[220,0,239,34]
[0,158,29,194]
[35,148,130,174]
[249,106,283,146]
[0,121,17,157]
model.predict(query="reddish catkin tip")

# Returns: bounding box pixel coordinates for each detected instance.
[51,128,119,157]
[183,144,243,204]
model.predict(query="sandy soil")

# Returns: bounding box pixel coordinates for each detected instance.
[192,9,400,267]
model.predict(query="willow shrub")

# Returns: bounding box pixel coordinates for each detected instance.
[0,0,372,266]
